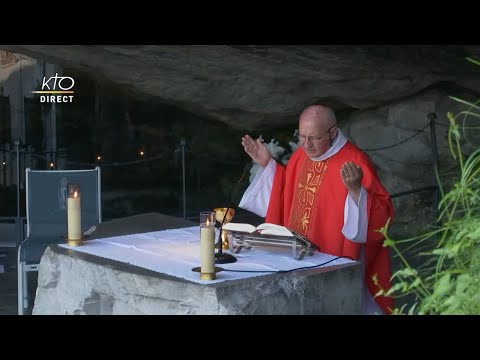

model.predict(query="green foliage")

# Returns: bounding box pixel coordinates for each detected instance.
[376,59,480,314]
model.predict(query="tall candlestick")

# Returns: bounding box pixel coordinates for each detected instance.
[199,211,216,280]
[67,184,82,246]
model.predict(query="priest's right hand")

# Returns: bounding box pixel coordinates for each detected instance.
[241,135,271,168]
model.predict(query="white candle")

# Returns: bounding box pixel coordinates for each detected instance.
[200,221,215,275]
[67,191,82,240]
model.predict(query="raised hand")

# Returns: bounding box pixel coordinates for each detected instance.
[340,161,363,204]
[241,135,272,168]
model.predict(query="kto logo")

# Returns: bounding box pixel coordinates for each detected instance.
[31,73,75,103]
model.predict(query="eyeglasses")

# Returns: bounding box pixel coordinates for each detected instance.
[296,125,336,144]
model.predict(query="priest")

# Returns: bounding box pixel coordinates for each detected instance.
[239,104,394,315]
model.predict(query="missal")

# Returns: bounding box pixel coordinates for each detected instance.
[222,222,294,237]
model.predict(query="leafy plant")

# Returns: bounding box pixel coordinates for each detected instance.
[376,58,480,314]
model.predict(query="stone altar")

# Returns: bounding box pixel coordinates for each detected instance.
[33,213,362,315]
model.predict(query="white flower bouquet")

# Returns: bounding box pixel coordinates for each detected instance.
[249,132,299,183]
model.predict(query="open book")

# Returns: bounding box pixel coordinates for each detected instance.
[222,222,294,237]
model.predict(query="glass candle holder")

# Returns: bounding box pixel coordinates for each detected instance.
[67,184,82,245]
[199,211,216,280]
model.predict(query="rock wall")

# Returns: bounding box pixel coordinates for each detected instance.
[342,85,480,238]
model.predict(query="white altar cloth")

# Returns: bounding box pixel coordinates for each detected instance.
[59,226,354,284]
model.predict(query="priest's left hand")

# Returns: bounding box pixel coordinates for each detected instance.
[340,161,363,204]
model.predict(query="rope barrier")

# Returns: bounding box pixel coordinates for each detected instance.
[0,115,446,168]
[0,113,448,205]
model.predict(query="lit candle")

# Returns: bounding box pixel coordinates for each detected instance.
[67,187,82,242]
[200,219,215,276]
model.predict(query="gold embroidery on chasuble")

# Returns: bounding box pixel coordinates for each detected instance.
[289,158,329,237]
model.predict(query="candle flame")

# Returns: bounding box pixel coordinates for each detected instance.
[74,191,78,198]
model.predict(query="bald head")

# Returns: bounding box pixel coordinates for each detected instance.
[298,105,338,158]
[299,105,337,129]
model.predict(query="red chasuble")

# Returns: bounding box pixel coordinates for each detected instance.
[265,144,394,314]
